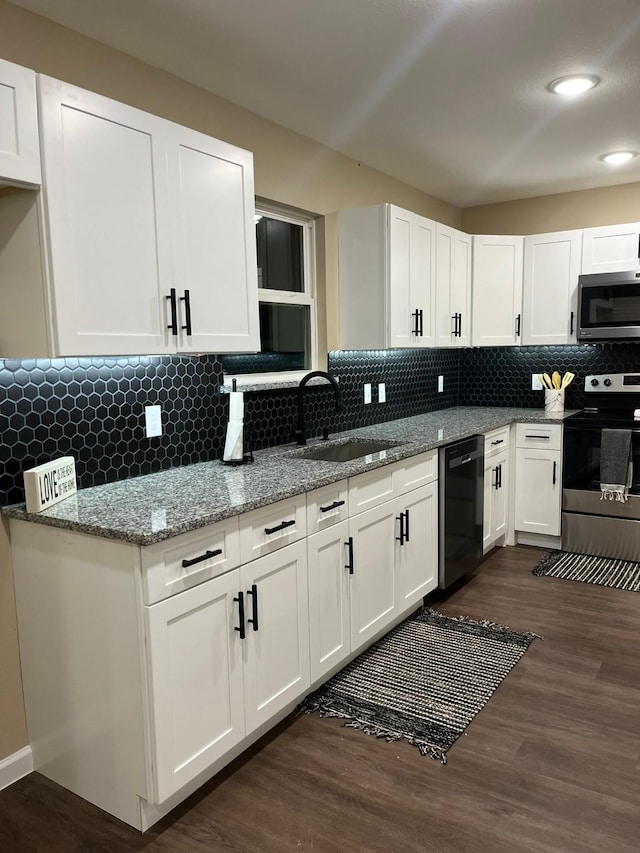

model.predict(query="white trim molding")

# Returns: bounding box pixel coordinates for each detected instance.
[0,746,33,791]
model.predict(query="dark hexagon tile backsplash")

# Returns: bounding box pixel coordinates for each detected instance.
[2,343,639,505]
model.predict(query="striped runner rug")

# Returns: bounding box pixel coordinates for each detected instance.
[533,550,640,592]
[298,608,538,763]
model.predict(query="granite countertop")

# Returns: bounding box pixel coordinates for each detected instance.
[1,406,576,546]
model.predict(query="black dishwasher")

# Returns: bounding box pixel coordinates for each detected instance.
[438,435,485,589]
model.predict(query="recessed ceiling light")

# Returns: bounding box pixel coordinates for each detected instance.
[547,74,600,95]
[599,151,638,165]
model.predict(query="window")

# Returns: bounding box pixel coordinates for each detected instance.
[220,204,317,384]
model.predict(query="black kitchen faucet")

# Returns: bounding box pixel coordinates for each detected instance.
[295,371,343,445]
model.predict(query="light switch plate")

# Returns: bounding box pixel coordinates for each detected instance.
[531,373,543,390]
[364,383,372,404]
[438,375,444,393]
[378,382,386,403]
[145,405,163,437]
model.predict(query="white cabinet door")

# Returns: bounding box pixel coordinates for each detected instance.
[38,76,174,356]
[522,230,583,345]
[307,520,350,683]
[168,127,259,353]
[144,569,245,803]
[348,500,397,652]
[483,457,495,553]
[581,223,640,274]
[241,540,310,734]
[435,224,472,347]
[394,481,438,608]
[472,235,524,346]
[514,448,561,536]
[388,206,435,348]
[492,452,509,542]
[0,58,41,185]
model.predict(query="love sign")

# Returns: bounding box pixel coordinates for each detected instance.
[23,457,77,513]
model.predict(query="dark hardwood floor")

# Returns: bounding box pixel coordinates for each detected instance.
[1,545,639,853]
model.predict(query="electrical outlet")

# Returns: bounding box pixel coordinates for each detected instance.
[531,373,543,390]
[438,375,444,393]
[364,383,372,404]
[378,382,386,403]
[145,405,163,438]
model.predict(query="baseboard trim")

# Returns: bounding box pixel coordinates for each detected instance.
[0,746,33,791]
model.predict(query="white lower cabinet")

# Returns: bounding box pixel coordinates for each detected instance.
[513,423,562,537]
[145,538,309,802]
[145,569,246,803]
[483,451,509,552]
[394,482,438,607]
[240,540,310,734]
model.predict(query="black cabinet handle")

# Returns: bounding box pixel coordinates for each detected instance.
[498,463,502,489]
[451,314,457,336]
[418,309,424,337]
[491,439,504,446]
[181,548,222,568]
[180,289,192,336]
[234,591,245,640]
[404,508,410,542]
[637,233,640,259]
[395,512,405,545]
[570,311,575,336]
[411,309,420,336]
[319,499,345,513]
[247,584,259,632]
[526,434,550,440]
[264,519,295,535]
[457,313,463,338]
[515,313,521,337]
[166,288,178,335]
[345,536,354,574]
[552,460,557,485]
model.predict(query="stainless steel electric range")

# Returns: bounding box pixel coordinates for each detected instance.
[563,373,640,561]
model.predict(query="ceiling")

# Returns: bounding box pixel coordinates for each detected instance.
[10,0,640,207]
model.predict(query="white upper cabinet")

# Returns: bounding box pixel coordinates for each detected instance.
[338,204,436,349]
[168,127,259,353]
[581,222,640,274]
[435,223,472,347]
[0,58,41,186]
[472,235,524,346]
[39,77,174,356]
[522,230,582,345]
[36,76,258,357]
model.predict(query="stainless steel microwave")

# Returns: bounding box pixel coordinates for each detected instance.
[577,270,640,341]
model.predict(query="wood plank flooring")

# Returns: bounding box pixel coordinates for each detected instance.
[1,545,639,853]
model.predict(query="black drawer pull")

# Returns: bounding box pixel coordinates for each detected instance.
[181,549,222,568]
[247,584,259,632]
[264,519,295,535]
[570,310,575,335]
[497,463,502,489]
[451,314,457,336]
[515,313,521,337]
[525,434,550,440]
[234,591,245,640]
[319,499,345,513]
[395,512,405,545]
[166,288,178,335]
[457,313,463,337]
[345,536,354,574]
[552,460,557,485]
[404,508,410,542]
[491,439,504,446]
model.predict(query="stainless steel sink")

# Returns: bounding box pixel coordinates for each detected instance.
[290,439,402,463]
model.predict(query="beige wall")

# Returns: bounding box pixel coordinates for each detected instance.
[461,182,640,235]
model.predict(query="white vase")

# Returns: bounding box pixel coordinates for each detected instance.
[544,389,565,414]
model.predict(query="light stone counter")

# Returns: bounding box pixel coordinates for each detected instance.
[1,406,575,545]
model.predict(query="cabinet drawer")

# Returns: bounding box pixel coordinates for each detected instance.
[515,423,562,451]
[392,449,438,494]
[239,495,307,563]
[142,517,240,605]
[348,465,394,516]
[306,481,349,535]
[484,426,510,458]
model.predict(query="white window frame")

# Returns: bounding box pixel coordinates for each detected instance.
[223,203,317,388]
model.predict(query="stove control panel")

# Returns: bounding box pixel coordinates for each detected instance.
[585,374,640,392]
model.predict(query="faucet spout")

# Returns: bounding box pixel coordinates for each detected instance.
[296,371,342,446]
